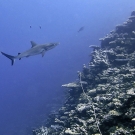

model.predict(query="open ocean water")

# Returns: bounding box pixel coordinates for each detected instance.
[0,0,135,134]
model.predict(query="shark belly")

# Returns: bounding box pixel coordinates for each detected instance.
[16,48,44,59]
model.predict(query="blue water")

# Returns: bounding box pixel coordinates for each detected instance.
[0,0,135,134]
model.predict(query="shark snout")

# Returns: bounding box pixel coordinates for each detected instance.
[46,42,59,50]
[52,42,60,48]
[55,42,60,46]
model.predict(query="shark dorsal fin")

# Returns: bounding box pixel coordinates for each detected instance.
[30,41,37,48]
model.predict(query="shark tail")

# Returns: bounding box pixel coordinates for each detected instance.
[1,52,15,65]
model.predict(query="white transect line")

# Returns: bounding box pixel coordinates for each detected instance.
[79,72,102,135]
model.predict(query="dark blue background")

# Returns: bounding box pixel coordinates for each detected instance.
[0,0,134,134]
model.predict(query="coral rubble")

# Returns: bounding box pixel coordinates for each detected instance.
[33,11,135,135]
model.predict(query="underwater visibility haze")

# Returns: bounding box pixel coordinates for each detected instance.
[0,0,135,134]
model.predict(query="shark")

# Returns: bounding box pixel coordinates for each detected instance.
[1,41,59,65]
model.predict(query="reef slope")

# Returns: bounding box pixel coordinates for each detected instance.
[33,11,135,135]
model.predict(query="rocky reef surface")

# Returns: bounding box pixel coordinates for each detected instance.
[33,11,135,135]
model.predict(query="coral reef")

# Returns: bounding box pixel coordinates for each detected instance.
[33,11,135,135]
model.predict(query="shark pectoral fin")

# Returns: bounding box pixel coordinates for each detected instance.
[18,53,21,60]
[42,50,45,57]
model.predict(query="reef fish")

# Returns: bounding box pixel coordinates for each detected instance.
[78,26,84,32]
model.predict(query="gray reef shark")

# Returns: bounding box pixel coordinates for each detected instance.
[1,41,59,65]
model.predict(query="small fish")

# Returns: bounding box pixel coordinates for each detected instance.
[78,26,84,32]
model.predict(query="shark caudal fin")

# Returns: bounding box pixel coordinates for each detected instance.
[1,52,15,65]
